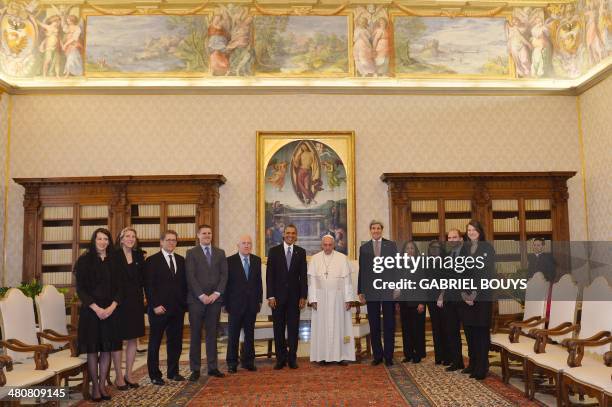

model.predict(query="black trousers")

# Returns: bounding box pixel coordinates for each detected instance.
[188,302,221,372]
[464,325,490,377]
[443,302,464,368]
[366,301,395,362]
[226,310,257,368]
[427,302,448,363]
[399,303,426,359]
[147,311,184,380]
[272,300,300,364]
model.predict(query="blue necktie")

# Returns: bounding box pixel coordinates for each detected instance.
[286,246,292,270]
[243,256,250,279]
[205,246,211,266]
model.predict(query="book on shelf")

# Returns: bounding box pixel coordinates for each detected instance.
[43,206,73,220]
[42,249,72,265]
[492,200,518,212]
[43,226,73,241]
[167,204,197,217]
[493,240,521,255]
[80,225,108,240]
[411,200,438,213]
[167,223,196,240]
[493,217,520,233]
[495,261,522,275]
[444,200,471,212]
[173,246,193,258]
[141,245,161,256]
[133,223,161,240]
[525,199,551,211]
[444,218,470,233]
[412,219,439,234]
[79,247,87,256]
[42,271,73,285]
[80,205,109,219]
[136,204,161,217]
[526,219,552,232]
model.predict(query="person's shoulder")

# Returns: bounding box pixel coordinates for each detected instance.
[250,253,262,262]
[174,252,185,262]
[145,251,162,263]
[294,245,307,255]
[75,251,91,268]
[268,244,282,256]
[227,252,240,262]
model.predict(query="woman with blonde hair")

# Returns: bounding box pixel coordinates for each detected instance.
[111,227,146,389]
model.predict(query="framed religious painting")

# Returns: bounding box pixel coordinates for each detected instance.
[257,131,356,260]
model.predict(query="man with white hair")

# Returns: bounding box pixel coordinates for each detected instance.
[308,235,355,365]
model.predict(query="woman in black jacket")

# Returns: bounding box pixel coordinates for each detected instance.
[399,241,426,363]
[425,240,450,365]
[111,227,146,390]
[76,228,122,402]
[459,220,495,380]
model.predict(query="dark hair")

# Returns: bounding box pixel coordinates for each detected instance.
[284,224,298,233]
[160,230,178,241]
[402,241,419,256]
[87,227,113,257]
[428,240,444,256]
[466,220,486,241]
[533,237,546,244]
[197,224,213,233]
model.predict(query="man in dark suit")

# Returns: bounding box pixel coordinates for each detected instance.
[225,235,263,373]
[145,230,188,385]
[185,225,228,380]
[358,220,398,366]
[527,238,556,282]
[266,224,307,370]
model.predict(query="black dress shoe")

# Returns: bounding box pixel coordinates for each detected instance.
[91,396,102,403]
[244,365,257,371]
[337,361,348,366]
[208,369,225,378]
[371,359,383,366]
[445,364,461,372]
[125,375,139,388]
[401,357,412,363]
[443,361,452,366]
[228,366,237,374]
[151,378,165,386]
[461,367,473,374]
[471,373,486,380]
[115,382,129,391]
[412,357,421,364]
[274,361,285,370]
[435,360,442,365]
[188,371,200,382]
[288,361,298,369]
[169,374,186,381]
[318,361,328,366]
[385,359,394,366]
[100,394,111,401]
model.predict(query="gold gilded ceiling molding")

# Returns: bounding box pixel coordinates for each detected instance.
[391,1,506,17]
[253,1,349,15]
[85,2,138,14]
[158,1,210,14]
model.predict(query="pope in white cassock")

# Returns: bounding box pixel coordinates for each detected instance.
[308,235,356,365]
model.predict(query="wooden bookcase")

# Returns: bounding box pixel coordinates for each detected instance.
[15,175,226,289]
[381,172,575,273]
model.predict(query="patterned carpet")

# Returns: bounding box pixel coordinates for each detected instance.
[73,357,545,407]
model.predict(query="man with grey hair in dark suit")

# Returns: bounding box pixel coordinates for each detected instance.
[186,224,228,381]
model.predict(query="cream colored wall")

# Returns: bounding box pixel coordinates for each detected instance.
[2,93,588,286]
[580,76,612,241]
[0,94,8,285]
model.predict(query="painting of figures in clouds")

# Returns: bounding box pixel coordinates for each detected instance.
[86,15,208,74]
[394,17,509,76]
[254,16,349,76]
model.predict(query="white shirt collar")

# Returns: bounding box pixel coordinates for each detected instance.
[240,253,250,261]
[161,248,174,257]
[283,241,294,252]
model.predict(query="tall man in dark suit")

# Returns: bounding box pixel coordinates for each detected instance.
[186,225,228,380]
[266,224,307,370]
[225,235,263,373]
[358,220,399,366]
[527,238,556,282]
[145,230,188,385]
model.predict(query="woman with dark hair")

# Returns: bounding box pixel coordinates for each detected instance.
[399,241,426,363]
[459,220,495,380]
[75,228,122,401]
[426,240,450,365]
[111,227,146,390]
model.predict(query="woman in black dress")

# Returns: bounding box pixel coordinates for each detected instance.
[459,220,495,380]
[111,227,146,389]
[399,241,426,363]
[76,228,122,402]
[425,240,450,365]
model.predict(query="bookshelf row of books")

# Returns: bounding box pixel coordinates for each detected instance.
[525,199,551,211]
[134,204,161,217]
[444,200,471,213]
[493,239,521,255]
[412,219,439,234]
[43,226,73,241]
[167,204,197,217]
[492,200,518,212]
[80,205,109,219]
[42,249,72,265]
[496,261,522,275]
[174,246,193,258]
[168,223,196,239]
[80,225,108,240]
[411,200,438,213]
[42,271,73,285]
[43,206,73,220]
[132,224,161,240]
[444,218,471,233]
[493,217,520,233]
[526,219,552,232]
